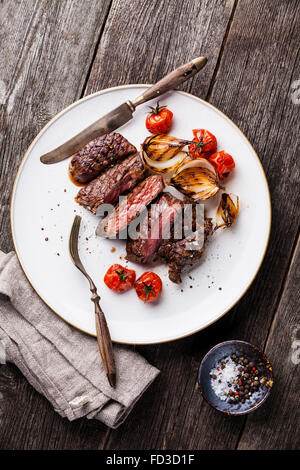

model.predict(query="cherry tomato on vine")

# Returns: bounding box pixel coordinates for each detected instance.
[188,129,217,158]
[135,272,162,303]
[146,102,173,134]
[104,264,136,293]
[208,151,235,179]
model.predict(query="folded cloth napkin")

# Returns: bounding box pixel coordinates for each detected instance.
[0,251,159,428]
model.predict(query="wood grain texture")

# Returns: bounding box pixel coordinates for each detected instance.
[0,0,112,450]
[84,0,237,449]
[238,236,300,450]
[85,0,236,97]
[0,0,111,253]
[204,0,300,346]
[0,364,110,449]
[0,0,299,450]
[102,0,300,450]
[0,0,236,450]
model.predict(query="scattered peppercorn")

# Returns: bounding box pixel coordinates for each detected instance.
[226,353,264,405]
[211,353,265,406]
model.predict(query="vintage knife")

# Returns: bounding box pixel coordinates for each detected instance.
[40,56,207,164]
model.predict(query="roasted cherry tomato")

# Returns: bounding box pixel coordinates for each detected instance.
[104,264,136,293]
[146,102,173,134]
[188,129,217,158]
[208,151,235,179]
[135,272,162,303]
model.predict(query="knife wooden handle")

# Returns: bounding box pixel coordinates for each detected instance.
[131,56,207,108]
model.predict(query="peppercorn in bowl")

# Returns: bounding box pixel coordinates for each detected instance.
[197,340,273,415]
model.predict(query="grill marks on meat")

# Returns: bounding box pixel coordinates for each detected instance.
[126,192,183,264]
[158,217,213,284]
[71,131,213,283]
[96,175,165,238]
[69,132,137,184]
[75,153,145,214]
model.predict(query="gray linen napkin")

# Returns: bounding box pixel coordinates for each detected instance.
[0,251,159,428]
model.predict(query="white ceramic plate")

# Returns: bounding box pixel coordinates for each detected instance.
[10,85,271,344]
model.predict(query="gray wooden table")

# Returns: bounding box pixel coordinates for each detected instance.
[0,0,299,450]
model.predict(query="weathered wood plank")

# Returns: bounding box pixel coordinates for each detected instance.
[238,235,300,450]
[0,363,110,449]
[198,1,300,338]
[85,0,236,97]
[1,0,299,450]
[0,0,236,450]
[206,0,300,449]
[83,0,241,450]
[84,0,240,450]
[0,0,112,253]
[0,0,112,450]
[85,0,238,449]
[102,0,300,449]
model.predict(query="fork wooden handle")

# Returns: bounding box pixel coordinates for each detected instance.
[92,293,116,388]
[69,215,116,387]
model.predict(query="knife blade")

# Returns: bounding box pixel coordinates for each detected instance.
[40,102,133,164]
[40,56,207,164]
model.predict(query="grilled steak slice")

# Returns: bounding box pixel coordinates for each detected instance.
[69,132,137,184]
[96,175,164,238]
[158,214,213,284]
[126,192,183,264]
[75,153,145,214]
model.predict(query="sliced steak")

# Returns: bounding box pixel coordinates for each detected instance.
[126,192,183,264]
[96,175,165,238]
[75,152,145,214]
[158,212,213,284]
[69,132,137,184]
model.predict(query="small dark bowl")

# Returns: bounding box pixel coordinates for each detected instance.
[198,340,273,415]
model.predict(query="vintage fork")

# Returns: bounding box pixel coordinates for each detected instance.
[69,215,116,387]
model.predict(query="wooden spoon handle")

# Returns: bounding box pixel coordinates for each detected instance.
[131,56,207,108]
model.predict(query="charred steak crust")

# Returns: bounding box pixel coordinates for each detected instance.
[158,216,213,284]
[96,174,165,238]
[75,152,145,214]
[126,192,183,264]
[69,132,137,184]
